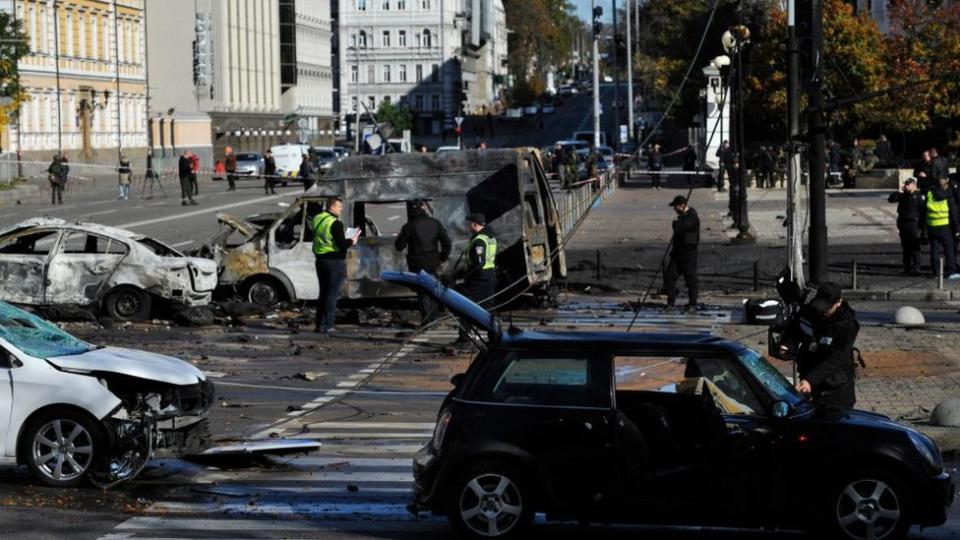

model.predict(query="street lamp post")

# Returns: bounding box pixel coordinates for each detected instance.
[725,25,754,244]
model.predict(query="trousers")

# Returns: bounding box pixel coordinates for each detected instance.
[664,249,699,306]
[315,258,346,330]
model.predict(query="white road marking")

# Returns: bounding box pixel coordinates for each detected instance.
[171,240,195,248]
[116,192,294,230]
[82,208,118,217]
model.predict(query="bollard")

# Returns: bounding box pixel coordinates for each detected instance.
[939,257,944,290]
[596,250,601,280]
[851,259,858,290]
[753,260,759,292]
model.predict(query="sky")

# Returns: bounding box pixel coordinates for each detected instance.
[573,0,615,23]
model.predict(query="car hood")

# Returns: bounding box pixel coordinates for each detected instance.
[381,271,501,343]
[216,212,259,240]
[47,347,206,386]
[813,407,916,432]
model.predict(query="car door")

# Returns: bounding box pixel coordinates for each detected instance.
[45,231,128,305]
[463,353,617,511]
[267,199,319,300]
[0,346,13,456]
[0,229,60,304]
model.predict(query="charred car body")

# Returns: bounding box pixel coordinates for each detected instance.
[0,219,217,320]
[0,301,213,487]
[203,149,566,307]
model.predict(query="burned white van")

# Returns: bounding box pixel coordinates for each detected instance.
[203,149,567,307]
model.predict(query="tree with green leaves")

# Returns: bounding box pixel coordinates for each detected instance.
[376,101,413,134]
[0,10,29,130]
[503,0,579,85]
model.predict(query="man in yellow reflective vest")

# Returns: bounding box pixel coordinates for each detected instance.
[313,196,358,332]
[453,213,497,344]
[922,177,960,279]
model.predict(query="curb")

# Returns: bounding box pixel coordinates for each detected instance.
[843,288,960,301]
[913,424,960,455]
[0,184,39,206]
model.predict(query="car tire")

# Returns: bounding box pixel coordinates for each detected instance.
[446,460,535,539]
[103,286,152,321]
[22,408,105,488]
[821,469,913,540]
[245,277,283,308]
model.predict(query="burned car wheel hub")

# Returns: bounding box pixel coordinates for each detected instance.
[459,473,523,537]
[32,419,94,482]
[114,292,143,318]
[836,479,901,540]
[248,281,279,307]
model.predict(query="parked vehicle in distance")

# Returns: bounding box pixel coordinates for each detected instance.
[435,146,462,154]
[596,145,615,166]
[314,147,339,171]
[558,85,577,96]
[388,271,955,540]
[541,104,556,114]
[333,146,351,159]
[270,143,312,185]
[0,301,214,487]
[603,74,614,83]
[0,219,217,320]
[234,152,264,177]
[573,130,608,147]
[505,108,523,119]
[522,104,540,116]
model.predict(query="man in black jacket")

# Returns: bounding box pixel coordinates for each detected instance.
[888,178,924,275]
[780,283,860,408]
[178,151,197,206]
[395,199,452,322]
[664,195,699,311]
[263,149,277,194]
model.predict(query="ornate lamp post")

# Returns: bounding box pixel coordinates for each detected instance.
[76,89,110,158]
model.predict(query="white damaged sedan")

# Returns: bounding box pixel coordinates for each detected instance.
[0,301,213,487]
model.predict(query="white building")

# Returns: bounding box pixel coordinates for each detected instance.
[280,0,335,145]
[335,0,508,139]
[2,0,148,163]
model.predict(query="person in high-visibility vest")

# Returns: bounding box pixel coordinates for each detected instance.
[454,213,498,344]
[312,196,358,333]
[922,176,960,279]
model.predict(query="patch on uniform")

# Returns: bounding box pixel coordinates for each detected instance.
[819,336,833,347]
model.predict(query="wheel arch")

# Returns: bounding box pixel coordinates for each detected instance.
[15,404,110,466]
[239,272,294,303]
[447,442,555,508]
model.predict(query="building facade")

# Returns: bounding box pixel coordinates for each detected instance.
[3,0,148,163]
[336,0,508,139]
[280,0,335,146]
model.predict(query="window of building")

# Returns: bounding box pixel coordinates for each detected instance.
[383,64,391,82]
[382,30,390,47]
[399,95,409,109]
[382,0,390,9]
[351,96,358,112]
[350,65,358,83]
[357,0,367,11]
[431,94,440,111]
[398,0,406,8]
[415,94,423,111]
[368,96,376,110]
[358,30,367,48]
[431,63,439,82]
[399,64,407,82]
[422,29,431,48]
[398,30,406,47]
[383,95,392,105]
[416,64,423,82]
[421,0,430,8]
[367,64,375,83]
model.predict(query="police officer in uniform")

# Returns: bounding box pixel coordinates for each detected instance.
[779,283,860,408]
[312,196,357,333]
[454,213,497,344]
[663,195,700,311]
[395,199,452,322]
[922,176,960,279]
[888,178,924,275]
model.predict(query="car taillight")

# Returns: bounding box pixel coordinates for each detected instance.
[432,410,452,454]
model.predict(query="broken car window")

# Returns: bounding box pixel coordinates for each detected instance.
[477,355,608,408]
[681,357,765,415]
[0,301,95,358]
[137,237,182,258]
[60,233,129,255]
[0,230,59,255]
[737,348,805,409]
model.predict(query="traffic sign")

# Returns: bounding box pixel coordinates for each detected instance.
[454,116,464,127]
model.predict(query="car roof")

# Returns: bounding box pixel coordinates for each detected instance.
[1,218,143,241]
[498,328,730,352]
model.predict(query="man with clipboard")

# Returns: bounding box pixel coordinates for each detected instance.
[312,196,360,333]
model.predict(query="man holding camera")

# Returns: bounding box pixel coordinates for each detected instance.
[779,283,860,408]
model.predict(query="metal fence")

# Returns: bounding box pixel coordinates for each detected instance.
[553,169,619,240]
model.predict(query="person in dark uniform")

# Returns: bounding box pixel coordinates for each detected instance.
[648,143,663,189]
[663,195,699,311]
[779,283,860,408]
[312,196,358,333]
[395,199,452,322]
[888,178,924,275]
[453,213,497,344]
[263,149,277,194]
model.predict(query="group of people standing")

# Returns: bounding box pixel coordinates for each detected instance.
[890,147,960,278]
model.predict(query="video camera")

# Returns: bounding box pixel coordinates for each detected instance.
[767,269,820,361]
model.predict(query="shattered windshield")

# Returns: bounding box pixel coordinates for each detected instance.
[737,348,805,408]
[0,302,95,358]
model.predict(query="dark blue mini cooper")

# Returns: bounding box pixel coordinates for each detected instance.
[384,271,954,540]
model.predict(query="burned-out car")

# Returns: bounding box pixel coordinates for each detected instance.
[387,271,955,540]
[203,149,567,307]
[0,218,217,320]
[0,301,213,487]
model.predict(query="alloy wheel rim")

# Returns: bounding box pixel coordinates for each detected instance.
[459,473,523,537]
[32,419,94,482]
[836,478,901,540]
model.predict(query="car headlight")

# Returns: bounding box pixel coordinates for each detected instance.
[908,430,943,471]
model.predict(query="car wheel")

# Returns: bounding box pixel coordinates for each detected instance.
[826,471,912,540]
[245,278,282,308]
[24,409,103,488]
[103,286,152,321]
[447,461,534,539]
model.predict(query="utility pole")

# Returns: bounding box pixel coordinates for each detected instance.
[807,0,828,283]
[611,0,620,152]
[53,0,62,156]
[625,0,633,148]
[591,1,602,149]
[113,0,122,180]
[786,0,804,286]
[730,25,753,244]
[354,45,361,153]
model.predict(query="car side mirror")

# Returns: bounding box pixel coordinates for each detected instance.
[771,401,790,419]
[450,373,465,387]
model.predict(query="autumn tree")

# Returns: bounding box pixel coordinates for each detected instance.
[503,0,579,87]
[0,11,29,130]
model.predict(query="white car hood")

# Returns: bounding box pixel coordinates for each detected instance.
[47,347,206,386]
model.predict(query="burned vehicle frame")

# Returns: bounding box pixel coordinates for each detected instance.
[0,301,214,488]
[0,218,218,321]
[205,149,567,307]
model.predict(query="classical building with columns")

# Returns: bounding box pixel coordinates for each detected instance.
[2,0,148,163]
